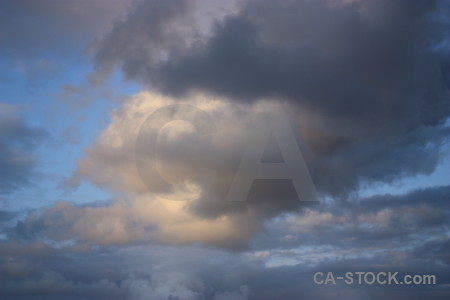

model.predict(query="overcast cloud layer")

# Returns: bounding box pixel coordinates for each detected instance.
[0,0,449,299]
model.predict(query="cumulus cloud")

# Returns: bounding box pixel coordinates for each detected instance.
[11,85,450,257]
[26,91,319,250]
[6,0,446,272]
[91,0,241,83]
[91,0,450,197]
[55,79,449,249]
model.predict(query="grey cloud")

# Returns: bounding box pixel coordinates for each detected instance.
[415,237,450,266]
[157,0,449,120]
[0,0,134,59]
[0,243,251,300]
[0,234,449,299]
[62,95,320,250]
[250,185,450,254]
[1,1,449,298]
[53,0,450,253]
[92,0,450,197]
[3,184,450,299]
[0,109,47,194]
[91,0,192,84]
[61,88,446,250]
[90,0,241,84]
[94,0,450,128]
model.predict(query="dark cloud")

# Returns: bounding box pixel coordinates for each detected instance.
[2,185,450,300]
[0,210,17,232]
[0,242,252,300]
[92,0,450,197]
[2,183,450,298]
[255,185,450,252]
[0,108,47,194]
[94,0,450,127]
[157,0,449,125]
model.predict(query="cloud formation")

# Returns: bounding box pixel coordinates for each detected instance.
[40,92,317,250]
[0,104,47,194]
[0,0,133,59]
[3,185,450,299]
[91,0,450,197]
[1,0,450,299]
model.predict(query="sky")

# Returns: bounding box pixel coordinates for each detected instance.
[0,0,449,299]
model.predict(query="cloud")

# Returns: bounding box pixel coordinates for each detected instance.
[49,81,450,250]
[2,0,450,299]
[11,90,450,254]
[0,104,47,194]
[213,286,251,300]
[90,0,241,84]
[0,0,134,59]
[55,91,322,250]
[251,185,450,250]
[91,0,450,197]
[94,0,450,120]
[3,183,450,298]
[1,207,450,300]
[0,242,254,300]
[42,0,450,254]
